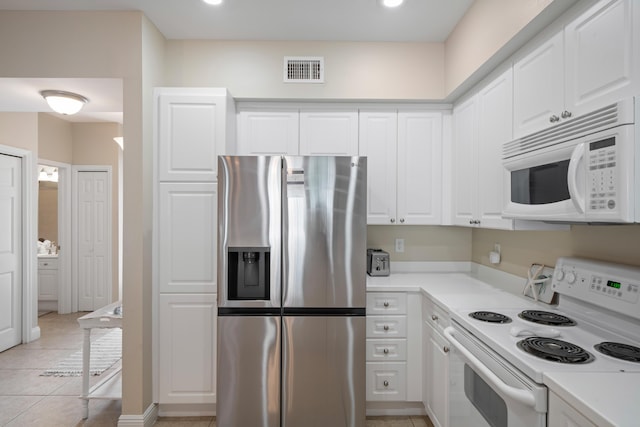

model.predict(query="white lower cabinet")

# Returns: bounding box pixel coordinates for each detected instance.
[37,257,58,301]
[158,293,217,405]
[422,296,450,427]
[366,291,422,405]
[548,391,598,427]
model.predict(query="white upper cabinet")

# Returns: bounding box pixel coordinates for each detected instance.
[513,31,564,138]
[237,109,299,155]
[156,88,235,182]
[453,68,516,229]
[360,110,443,225]
[397,112,442,225]
[359,111,398,225]
[513,0,639,138]
[564,0,639,116]
[299,110,359,156]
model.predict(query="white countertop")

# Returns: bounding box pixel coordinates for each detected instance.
[544,372,640,427]
[367,268,640,426]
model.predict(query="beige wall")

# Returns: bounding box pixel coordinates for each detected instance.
[166,40,445,100]
[0,10,151,416]
[368,225,472,262]
[0,112,38,153]
[38,113,73,163]
[444,0,554,96]
[472,225,640,278]
[71,122,121,301]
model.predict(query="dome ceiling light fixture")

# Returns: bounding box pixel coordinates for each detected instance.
[40,90,89,115]
[381,0,404,7]
[202,0,223,5]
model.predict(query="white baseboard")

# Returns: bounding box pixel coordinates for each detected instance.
[118,403,158,427]
[158,403,215,417]
[366,401,426,417]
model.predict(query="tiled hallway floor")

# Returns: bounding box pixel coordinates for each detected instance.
[1,313,434,427]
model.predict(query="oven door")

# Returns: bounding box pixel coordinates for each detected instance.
[444,326,547,427]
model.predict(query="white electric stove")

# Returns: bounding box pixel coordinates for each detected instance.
[444,257,640,427]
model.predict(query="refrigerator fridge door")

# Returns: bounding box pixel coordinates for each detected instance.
[217,316,281,427]
[218,156,282,308]
[282,316,365,427]
[282,156,367,309]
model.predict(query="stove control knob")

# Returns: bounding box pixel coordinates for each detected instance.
[554,270,565,281]
[566,272,577,284]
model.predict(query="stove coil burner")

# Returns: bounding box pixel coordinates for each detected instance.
[468,311,512,324]
[594,342,640,363]
[518,310,576,326]
[517,337,594,364]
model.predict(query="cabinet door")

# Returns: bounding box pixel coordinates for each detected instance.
[548,391,598,427]
[157,89,231,182]
[299,110,359,155]
[158,294,217,404]
[366,362,407,401]
[427,327,449,427]
[565,0,639,117]
[513,31,564,138]
[359,111,398,224]
[451,97,478,226]
[158,183,217,293]
[38,268,58,300]
[397,112,442,225]
[237,109,299,155]
[476,68,515,230]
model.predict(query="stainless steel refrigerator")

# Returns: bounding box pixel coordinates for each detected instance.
[217,156,366,427]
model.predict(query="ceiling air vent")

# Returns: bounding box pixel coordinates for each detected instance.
[284,57,324,83]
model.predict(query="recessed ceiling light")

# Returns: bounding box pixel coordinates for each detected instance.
[203,0,223,5]
[382,0,404,7]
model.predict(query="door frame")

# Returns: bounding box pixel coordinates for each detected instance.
[38,159,72,314]
[72,165,113,312]
[0,143,39,343]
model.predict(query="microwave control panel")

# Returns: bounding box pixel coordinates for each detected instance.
[587,137,617,211]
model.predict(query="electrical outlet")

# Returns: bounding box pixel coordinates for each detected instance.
[395,238,405,253]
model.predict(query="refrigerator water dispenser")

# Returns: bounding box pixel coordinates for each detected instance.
[227,247,270,300]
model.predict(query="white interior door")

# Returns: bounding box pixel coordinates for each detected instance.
[76,170,110,311]
[0,153,22,352]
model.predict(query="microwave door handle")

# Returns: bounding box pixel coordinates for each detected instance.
[443,327,536,409]
[567,143,586,214]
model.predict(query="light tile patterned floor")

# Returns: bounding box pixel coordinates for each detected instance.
[0,312,435,427]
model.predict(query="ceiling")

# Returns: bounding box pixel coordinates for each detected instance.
[0,0,474,122]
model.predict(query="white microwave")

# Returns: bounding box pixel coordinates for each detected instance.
[502,97,638,223]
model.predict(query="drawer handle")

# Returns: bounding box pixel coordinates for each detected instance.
[383,380,389,387]
[383,302,390,308]
[383,348,389,354]
[43,263,49,266]
[431,314,438,321]
[383,325,389,331]
[443,346,450,353]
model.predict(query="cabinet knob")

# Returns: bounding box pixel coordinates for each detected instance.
[383,325,389,331]
[431,314,438,321]
[399,218,405,223]
[549,115,560,123]
[383,380,389,387]
[383,301,390,307]
[390,218,395,223]
[561,110,572,119]
[443,346,450,353]
[43,263,48,266]
[383,348,389,354]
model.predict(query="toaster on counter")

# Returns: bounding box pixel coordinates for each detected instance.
[367,249,390,276]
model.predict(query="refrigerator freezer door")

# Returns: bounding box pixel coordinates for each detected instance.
[283,156,367,309]
[282,316,365,427]
[218,156,282,308]
[217,316,281,427]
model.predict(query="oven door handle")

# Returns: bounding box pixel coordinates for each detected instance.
[444,326,536,409]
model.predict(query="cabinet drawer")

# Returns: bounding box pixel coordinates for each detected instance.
[366,362,407,401]
[366,339,407,362]
[366,316,407,338]
[38,259,58,270]
[367,292,407,315]
[422,296,450,335]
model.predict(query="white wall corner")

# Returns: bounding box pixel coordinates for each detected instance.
[117,403,158,427]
